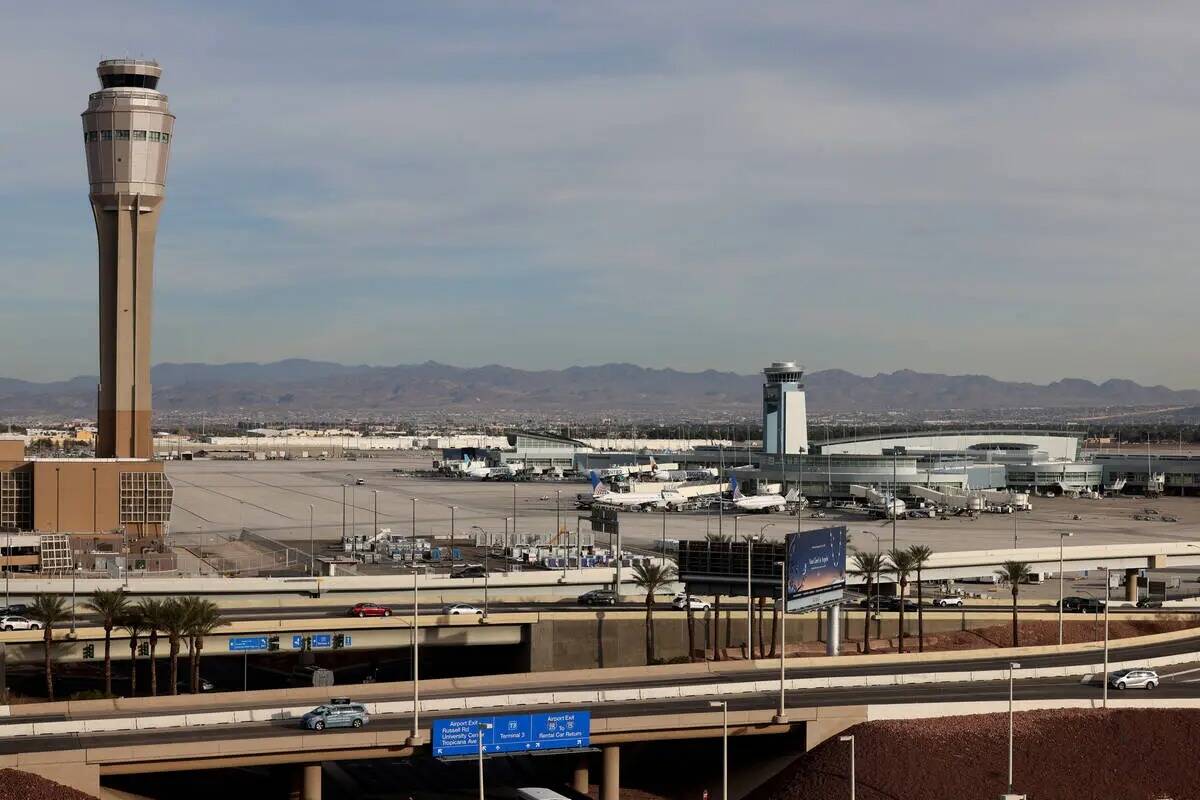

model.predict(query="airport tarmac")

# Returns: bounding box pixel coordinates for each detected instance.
[165,455,1200,558]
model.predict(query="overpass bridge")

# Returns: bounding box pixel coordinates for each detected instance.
[5,627,1200,797]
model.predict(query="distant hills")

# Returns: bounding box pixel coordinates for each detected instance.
[0,359,1197,419]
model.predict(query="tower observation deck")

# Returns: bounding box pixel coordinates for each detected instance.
[762,361,808,456]
[81,59,175,458]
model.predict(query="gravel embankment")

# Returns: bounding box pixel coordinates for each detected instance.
[0,768,95,800]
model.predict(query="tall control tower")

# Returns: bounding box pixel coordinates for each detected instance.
[762,361,808,456]
[82,59,174,458]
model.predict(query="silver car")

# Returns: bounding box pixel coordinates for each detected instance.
[301,700,370,731]
[1109,669,1159,690]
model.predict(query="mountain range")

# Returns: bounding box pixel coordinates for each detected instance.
[0,360,1197,419]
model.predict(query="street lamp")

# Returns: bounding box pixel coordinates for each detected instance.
[774,560,788,723]
[504,517,512,574]
[471,525,491,618]
[407,565,422,746]
[1101,567,1110,708]
[411,497,418,566]
[478,721,493,800]
[1007,661,1021,795]
[450,505,457,547]
[838,735,856,800]
[709,700,728,800]
[1057,531,1073,646]
[70,564,80,635]
[308,504,315,576]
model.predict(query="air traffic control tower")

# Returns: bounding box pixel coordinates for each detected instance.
[762,361,808,456]
[82,59,175,458]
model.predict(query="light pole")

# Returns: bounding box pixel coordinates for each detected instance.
[504,517,511,574]
[1102,567,1110,708]
[747,536,755,658]
[1057,531,1073,646]
[340,484,346,541]
[4,529,10,611]
[471,525,490,618]
[450,505,457,547]
[308,504,315,576]
[555,490,561,541]
[1007,661,1021,795]
[373,489,379,543]
[838,734,855,800]
[734,515,742,542]
[407,566,421,745]
[709,700,728,800]
[774,559,788,723]
[478,720,493,800]
[411,497,418,566]
[70,564,79,635]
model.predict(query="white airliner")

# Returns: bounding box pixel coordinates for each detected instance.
[462,454,519,480]
[590,472,667,511]
[727,475,798,513]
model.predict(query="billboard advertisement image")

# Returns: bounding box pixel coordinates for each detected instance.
[785,526,847,613]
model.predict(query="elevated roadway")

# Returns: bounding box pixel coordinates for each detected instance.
[6,627,1200,796]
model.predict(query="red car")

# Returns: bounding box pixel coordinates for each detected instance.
[348,602,392,618]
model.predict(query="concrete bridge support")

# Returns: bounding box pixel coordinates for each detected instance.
[602,745,620,800]
[288,763,321,800]
[1125,568,1139,603]
[826,603,840,656]
[573,754,590,794]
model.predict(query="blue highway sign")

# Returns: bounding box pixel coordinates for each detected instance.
[227,636,268,652]
[311,633,332,648]
[432,710,590,757]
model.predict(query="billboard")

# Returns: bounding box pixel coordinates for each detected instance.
[785,526,847,613]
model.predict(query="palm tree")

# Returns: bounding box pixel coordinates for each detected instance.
[118,608,146,697]
[996,561,1034,647]
[703,532,728,661]
[756,595,766,659]
[181,597,224,692]
[631,562,676,664]
[27,594,67,701]
[887,549,917,653]
[907,545,934,652]
[136,598,167,697]
[160,599,189,695]
[84,589,129,696]
[768,595,779,658]
[685,589,697,662]
[848,549,885,654]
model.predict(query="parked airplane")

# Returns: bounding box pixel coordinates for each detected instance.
[462,454,519,480]
[589,472,668,511]
[727,475,798,513]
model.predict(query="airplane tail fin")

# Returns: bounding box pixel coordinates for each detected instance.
[784,488,800,503]
[590,471,609,496]
[730,474,743,499]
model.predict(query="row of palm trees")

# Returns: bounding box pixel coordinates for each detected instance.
[26,591,223,701]
[848,544,933,654]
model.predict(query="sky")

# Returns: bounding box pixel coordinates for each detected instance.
[1,2,1198,387]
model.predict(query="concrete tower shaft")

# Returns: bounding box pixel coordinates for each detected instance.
[82,59,175,459]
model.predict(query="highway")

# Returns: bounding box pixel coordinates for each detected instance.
[3,668,1198,757]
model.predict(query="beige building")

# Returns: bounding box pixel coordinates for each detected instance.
[0,60,177,572]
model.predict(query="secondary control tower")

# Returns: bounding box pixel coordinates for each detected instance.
[81,59,175,458]
[762,361,808,456]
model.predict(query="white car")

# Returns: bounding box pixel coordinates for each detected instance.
[0,616,42,631]
[672,596,711,611]
[933,596,964,607]
[443,603,484,616]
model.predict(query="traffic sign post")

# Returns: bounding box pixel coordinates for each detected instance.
[227,636,269,653]
[433,710,591,758]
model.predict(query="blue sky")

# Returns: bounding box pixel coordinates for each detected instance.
[2,2,1198,387]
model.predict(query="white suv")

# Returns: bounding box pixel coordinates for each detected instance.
[672,595,711,611]
[0,616,42,631]
[933,596,964,607]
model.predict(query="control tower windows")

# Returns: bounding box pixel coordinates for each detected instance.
[148,131,160,142]
[84,131,99,142]
[115,130,130,141]
[100,130,112,141]
[99,73,160,90]
[132,130,147,141]
[161,133,170,143]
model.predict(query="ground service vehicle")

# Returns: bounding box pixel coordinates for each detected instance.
[301,699,370,730]
[348,602,392,617]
